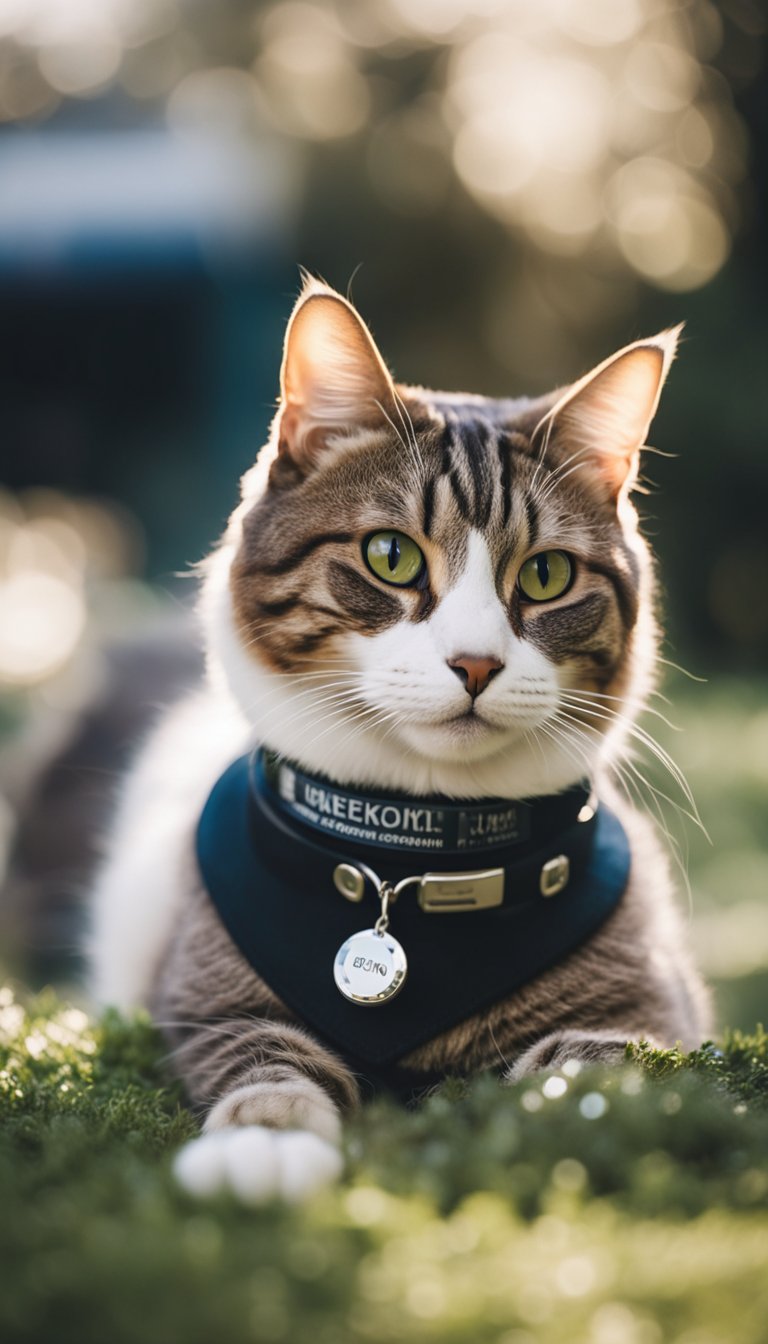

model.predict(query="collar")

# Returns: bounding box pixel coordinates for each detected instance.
[258,751,596,912]
[195,752,630,1080]
[262,750,593,858]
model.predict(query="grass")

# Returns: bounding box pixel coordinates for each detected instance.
[1,671,767,1341]
[1,985,767,1344]
[627,673,768,1034]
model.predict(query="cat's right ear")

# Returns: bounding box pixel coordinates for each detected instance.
[533,326,682,500]
[273,278,398,475]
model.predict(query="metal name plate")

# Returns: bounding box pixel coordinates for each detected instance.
[418,867,505,912]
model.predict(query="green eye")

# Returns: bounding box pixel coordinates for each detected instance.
[364,531,425,586]
[518,550,573,602]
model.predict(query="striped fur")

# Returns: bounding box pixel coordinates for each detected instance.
[93,283,708,1200]
[231,407,642,685]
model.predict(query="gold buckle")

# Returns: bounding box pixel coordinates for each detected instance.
[418,868,504,912]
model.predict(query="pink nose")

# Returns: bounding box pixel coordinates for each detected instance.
[448,655,504,699]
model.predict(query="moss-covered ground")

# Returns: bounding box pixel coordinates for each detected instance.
[1,985,767,1344]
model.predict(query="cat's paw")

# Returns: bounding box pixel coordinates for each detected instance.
[506,1028,634,1081]
[173,1125,343,1205]
[204,1078,341,1146]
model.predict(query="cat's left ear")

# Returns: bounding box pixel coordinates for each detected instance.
[275,277,398,473]
[536,326,683,498]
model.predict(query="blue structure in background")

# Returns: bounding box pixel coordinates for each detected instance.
[0,125,295,575]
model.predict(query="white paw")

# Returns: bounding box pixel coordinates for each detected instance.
[172,1125,343,1205]
[204,1080,342,1147]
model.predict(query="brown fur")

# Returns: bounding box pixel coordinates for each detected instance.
[229,404,639,691]
[144,289,707,1140]
[151,786,708,1112]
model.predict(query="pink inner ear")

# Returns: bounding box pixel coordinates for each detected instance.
[570,347,666,457]
[544,336,677,496]
[277,288,396,466]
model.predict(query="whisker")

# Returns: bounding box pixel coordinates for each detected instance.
[559,688,680,732]
[256,689,368,738]
[654,655,707,683]
[552,707,700,910]
[534,449,597,506]
[297,701,399,759]
[556,698,704,831]
[375,397,424,489]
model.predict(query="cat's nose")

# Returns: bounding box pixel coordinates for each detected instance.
[447,655,504,699]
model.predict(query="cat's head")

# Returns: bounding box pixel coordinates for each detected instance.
[204,278,680,798]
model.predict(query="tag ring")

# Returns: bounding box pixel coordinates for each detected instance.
[374,884,394,934]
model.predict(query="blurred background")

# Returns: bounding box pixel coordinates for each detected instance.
[0,0,765,1032]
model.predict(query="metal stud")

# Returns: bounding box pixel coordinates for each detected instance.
[333,863,365,902]
[539,854,570,898]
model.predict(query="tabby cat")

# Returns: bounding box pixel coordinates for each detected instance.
[89,278,710,1203]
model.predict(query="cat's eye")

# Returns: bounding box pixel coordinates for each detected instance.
[518,550,573,602]
[364,531,425,587]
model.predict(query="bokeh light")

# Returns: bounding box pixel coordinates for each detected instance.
[0,0,753,292]
[0,493,140,689]
[442,3,738,289]
[0,0,765,1029]
[0,571,85,684]
[256,4,370,141]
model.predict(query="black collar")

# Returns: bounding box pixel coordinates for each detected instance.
[261,750,594,862]
[195,752,630,1091]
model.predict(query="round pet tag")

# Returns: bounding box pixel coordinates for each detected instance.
[333,927,408,1006]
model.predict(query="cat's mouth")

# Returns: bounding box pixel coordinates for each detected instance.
[444,707,496,734]
[393,701,529,764]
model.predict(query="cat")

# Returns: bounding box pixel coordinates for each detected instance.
[88,277,710,1204]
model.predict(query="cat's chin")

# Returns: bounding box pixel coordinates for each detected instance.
[361,716,596,799]
[397,714,524,764]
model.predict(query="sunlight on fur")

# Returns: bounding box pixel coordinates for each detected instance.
[89,279,709,1205]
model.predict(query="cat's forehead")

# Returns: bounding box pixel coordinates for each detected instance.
[317,398,533,500]
[310,397,607,567]
[410,389,544,427]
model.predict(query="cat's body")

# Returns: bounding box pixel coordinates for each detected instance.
[89,280,710,1202]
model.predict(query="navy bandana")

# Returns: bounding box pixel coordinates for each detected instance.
[196,753,631,1090]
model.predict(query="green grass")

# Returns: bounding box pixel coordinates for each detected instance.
[2,985,767,1344]
[2,672,767,1342]
[631,674,768,1033]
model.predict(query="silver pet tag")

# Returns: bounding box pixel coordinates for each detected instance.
[334,927,408,1006]
[333,874,408,1006]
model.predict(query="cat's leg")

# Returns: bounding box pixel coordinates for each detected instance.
[168,1017,359,1205]
[505,1027,662,1081]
